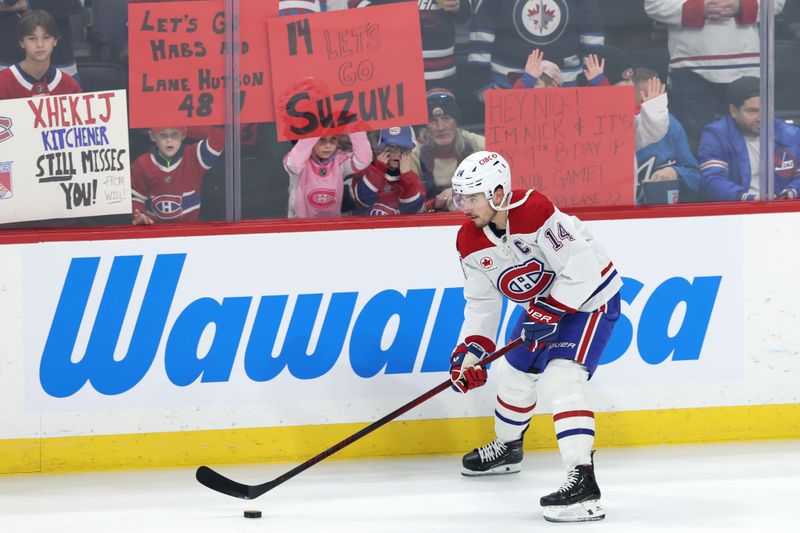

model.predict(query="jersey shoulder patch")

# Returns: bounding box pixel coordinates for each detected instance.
[456,221,494,259]
[508,189,555,234]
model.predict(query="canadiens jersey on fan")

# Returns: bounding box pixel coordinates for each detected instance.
[0,64,81,99]
[457,188,621,343]
[131,129,224,223]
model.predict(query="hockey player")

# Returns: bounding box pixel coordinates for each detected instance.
[448,151,621,522]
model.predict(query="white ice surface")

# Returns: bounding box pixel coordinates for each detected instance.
[0,440,798,533]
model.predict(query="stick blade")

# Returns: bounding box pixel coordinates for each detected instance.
[196,466,257,500]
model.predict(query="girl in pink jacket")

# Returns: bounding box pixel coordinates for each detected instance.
[284,132,372,218]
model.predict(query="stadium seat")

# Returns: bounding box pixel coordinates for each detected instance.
[774,40,800,122]
[77,62,127,92]
[87,0,131,63]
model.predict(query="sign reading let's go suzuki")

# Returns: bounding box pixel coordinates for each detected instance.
[22,218,743,412]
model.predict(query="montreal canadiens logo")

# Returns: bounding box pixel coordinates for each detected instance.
[774,150,797,179]
[513,0,569,46]
[497,258,555,302]
[152,194,183,219]
[0,116,13,143]
[308,188,336,208]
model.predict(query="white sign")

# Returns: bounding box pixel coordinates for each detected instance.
[0,90,131,223]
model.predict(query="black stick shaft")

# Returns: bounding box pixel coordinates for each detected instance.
[196,337,525,499]
[264,337,524,491]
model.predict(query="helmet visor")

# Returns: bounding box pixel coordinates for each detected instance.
[452,192,489,211]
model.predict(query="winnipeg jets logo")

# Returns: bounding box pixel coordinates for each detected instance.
[514,0,568,46]
[774,150,797,179]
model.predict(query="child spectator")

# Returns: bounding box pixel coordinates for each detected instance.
[698,76,800,202]
[581,49,700,203]
[284,131,372,218]
[131,126,225,224]
[411,89,485,211]
[509,49,564,88]
[350,126,426,215]
[0,9,80,99]
[0,1,82,80]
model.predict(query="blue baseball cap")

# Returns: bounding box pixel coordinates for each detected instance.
[378,126,415,149]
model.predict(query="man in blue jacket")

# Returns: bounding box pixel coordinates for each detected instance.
[698,76,800,202]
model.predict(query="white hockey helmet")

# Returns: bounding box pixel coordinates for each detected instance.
[451,151,512,210]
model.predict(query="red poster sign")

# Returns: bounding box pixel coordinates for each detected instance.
[485,87,636,208]
[128,0,277,128]
[268,3,427,141]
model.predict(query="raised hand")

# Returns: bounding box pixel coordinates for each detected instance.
[524,49,545,79]
[399,152,412,174]
[640,76,666,104]
[583,53,605,82]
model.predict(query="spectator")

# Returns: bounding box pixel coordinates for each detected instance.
[698,76,800,202]
[0,1,82,80]
[284,132,372,218]
[0,9,80,99]
[584,49,700,203]
[349,126,426,215]
[509,49,564,88]
[411,90,485,211]
[131,126,225,224]
[469,0,604,100]
[645,0,787,151]
[349,0,470,93]
[632,70,700,203]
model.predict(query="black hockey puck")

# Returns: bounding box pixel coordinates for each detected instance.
[243,509,262,519]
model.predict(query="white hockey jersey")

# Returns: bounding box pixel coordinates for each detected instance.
[457,189,621,349]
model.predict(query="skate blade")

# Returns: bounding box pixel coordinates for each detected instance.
[461,463,521,477]
[542,499,605,523]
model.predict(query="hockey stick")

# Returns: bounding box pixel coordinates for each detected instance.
[196,337,524,500]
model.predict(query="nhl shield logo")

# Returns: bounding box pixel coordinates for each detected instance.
[0,116,12,143]
[0,161,12,200]
[513,0,569,46]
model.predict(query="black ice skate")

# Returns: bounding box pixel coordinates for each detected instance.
[540,457,605,522]
[461,437,523,476]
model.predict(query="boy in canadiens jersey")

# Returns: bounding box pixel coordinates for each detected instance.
[349,126,426,216]
[448,151,621,523]
[0,10,81,100]
[131,126,224,224]
[284,131,372,218]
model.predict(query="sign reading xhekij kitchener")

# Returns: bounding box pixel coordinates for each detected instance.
[0,91,131,224]
[269,3,427,141]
